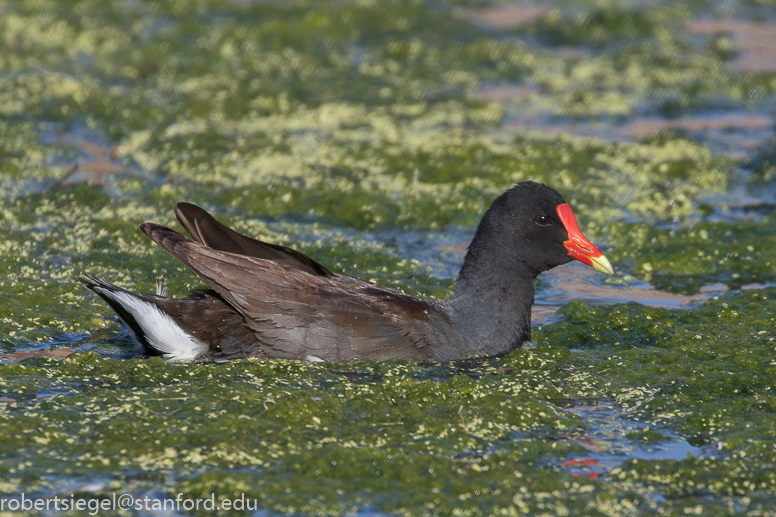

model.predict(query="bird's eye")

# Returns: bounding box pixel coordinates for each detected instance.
[534,215,551,226]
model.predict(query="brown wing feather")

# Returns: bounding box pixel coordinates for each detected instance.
[139,223,451,362]
[174,202,332,277]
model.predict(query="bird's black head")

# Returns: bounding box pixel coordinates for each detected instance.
[460,181,612,281]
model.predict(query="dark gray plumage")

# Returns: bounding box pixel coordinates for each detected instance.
[82,182,611,363]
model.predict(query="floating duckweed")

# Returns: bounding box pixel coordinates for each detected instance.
[607,219,776,293]
[2,0,776,514]
[0,289,774,513]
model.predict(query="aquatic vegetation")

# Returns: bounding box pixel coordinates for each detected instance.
[2,0,776,514]
[750,135,776,184]
[1,289,775,514]
[606,219,776,293]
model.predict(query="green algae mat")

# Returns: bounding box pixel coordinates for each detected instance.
[2,0,776,515]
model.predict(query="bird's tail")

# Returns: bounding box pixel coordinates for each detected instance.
[80,274,207,361]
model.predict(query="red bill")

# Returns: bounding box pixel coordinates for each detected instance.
[556,203,613,275]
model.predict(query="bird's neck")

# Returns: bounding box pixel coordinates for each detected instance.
[442,251,536,357]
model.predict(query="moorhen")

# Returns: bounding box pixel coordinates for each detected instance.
[82,181,612,362]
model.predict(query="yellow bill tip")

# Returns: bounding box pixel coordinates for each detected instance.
[590,254,614,275]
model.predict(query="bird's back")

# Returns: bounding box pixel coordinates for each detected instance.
[140,222,461,362]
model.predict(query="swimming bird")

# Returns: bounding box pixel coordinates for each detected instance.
[82,181,612,363]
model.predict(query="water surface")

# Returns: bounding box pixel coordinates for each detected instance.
[2,0,776,514]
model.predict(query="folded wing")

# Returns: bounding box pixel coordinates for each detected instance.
[174,202,332,277]
[139,223,451,362]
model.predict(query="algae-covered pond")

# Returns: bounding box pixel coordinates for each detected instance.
[2,0,776,515]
